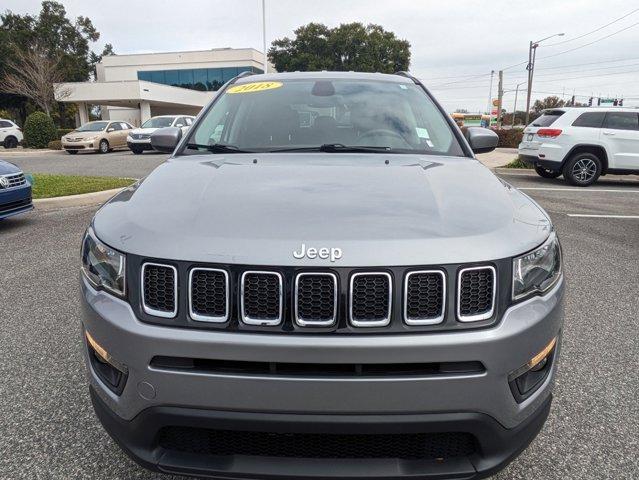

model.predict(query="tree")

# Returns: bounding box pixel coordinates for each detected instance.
[269,22,411,73]
[0,1,105,125]
[0,46,70,116]
[532,96,565,113]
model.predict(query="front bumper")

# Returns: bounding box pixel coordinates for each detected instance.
[0,185,33,220]
[127,140,153,151]
[81,275,564,478]
[62,139,97,151]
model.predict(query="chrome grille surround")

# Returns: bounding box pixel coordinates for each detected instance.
[404,270,446,325]
[457,265,496,322]
[0,172,27,189]
[349,272,393,328]
[240,271,283,326]
[141,262,178,318]
[188,268,229,323]
[294,272,338,327]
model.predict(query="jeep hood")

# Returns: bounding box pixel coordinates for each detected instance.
[94,154,552,266]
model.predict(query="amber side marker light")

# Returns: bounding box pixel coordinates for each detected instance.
[508,336,558,403]
[528,337,557,370]
[85,330,128,395]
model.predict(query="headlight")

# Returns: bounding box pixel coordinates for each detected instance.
[81,227,126,297]
[512,231,561,300]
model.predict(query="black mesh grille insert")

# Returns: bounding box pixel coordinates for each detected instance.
[158,427,477,460]
[190,269,227,319]
[296,274,336,324]
[143,264,176,314]
[406,271,444,321]
[459,267,494,318]
[242,272,281,321]
[351,274,391,323]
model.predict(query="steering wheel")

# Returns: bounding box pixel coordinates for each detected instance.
[358,129,411,148]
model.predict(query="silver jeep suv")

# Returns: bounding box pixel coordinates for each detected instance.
[80,71,564,479]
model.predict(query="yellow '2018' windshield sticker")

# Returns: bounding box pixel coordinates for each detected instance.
[227,81,283,94]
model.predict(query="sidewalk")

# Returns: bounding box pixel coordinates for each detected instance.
[475,148,517,170]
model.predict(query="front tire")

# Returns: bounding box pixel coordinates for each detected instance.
[3,136,18,149]
[563,153,602,187]
[534,165,562,179]
[99,139,109,154]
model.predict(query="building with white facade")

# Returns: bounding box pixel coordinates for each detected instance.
[55,48,267,126]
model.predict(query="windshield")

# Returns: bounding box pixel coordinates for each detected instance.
[141,117,175,128]
[76,121,109,132]
[188,79,464,156]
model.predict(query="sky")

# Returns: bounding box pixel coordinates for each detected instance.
[4,0,639,112]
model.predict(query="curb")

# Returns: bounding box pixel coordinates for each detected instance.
[33,187,125,209]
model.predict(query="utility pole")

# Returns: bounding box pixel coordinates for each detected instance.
[487,70,495,127]
[262,0,268,72]
[524,33,564,126]
[497,70,504,127]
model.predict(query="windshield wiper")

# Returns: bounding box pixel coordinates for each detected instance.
[186,143,254,153]
[271,144,392,153]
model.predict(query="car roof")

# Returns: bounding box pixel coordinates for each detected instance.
[548,107,638,114]
[234,71,413,85]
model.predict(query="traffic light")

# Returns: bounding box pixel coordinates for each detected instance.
[613,99,618,106]
[620,99,624,106]
[588,97,593,106]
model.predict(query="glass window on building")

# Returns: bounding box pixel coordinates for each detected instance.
[222,67,239,83]
[193,69,208,91]
[207,68,224,91]
[178,69,194,89]
[150,70,165,84]
[164,70,179,87]
[137,66,260,91]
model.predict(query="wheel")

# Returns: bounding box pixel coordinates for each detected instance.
[99,139,109,154]
[534,165,562,179]
[66,150,78,155]
[3,136,18,149]
[130,147,143,155]
[563,153,602,187]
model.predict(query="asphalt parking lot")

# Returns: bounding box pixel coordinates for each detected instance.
[0,160,638,479]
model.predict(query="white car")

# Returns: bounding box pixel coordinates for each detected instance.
[127,115,194,154]
[519,107,639,186]
[0,119,23,149]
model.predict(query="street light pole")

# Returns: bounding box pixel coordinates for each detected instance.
[262,0,268,72]
[511,81,525,126]
[524,33,564,126]
[487,70,495,126]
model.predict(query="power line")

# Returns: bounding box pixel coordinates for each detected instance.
[544,8,639,46]
[538,20,639,60]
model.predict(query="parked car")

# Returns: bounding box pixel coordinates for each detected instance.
[519,107,639,186]
[80,71,564,480]
[0,119,23,149]
[127,115,194,154]
[61,121,133,154]
[0,160,32,220]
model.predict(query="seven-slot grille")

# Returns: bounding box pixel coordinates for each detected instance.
[295,273,337,326]
[241,271,283,325]
[139,264,498,328]
[142,263,177,318]
[457,266,496,322]
[0,173,27,189]
[189,268,229,322]
[350,273,392,327]
[404,270,446,325]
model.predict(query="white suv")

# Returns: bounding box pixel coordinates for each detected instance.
[127,115,194,154]
[0,119,23,149]
[518,107,639,186]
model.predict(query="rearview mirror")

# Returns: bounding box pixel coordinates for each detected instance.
[151,127,182,153]
[464,127,498,154]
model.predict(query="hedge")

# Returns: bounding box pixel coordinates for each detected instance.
[493,128,523,148]
[23,112,57,149]
[57,128,74,139]
[48,140,62,150]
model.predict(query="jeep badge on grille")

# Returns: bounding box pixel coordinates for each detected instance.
[293,243,342,262]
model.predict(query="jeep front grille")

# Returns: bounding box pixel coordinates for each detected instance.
[241,271,283,326]
[142,263,177,318]
[457,266,496,322]
[404,270,446,325]
[349,273,392,327]
[189,268,229,322]
[294,273,337,326]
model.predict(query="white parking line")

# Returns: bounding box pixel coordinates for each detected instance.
[519,187,639,193]
[567,214,639,219]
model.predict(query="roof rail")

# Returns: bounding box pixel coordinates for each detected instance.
[236,70,256,80]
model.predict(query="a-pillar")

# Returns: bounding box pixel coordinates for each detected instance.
[140,101,152,124]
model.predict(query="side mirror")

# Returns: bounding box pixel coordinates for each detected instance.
[151,127,182,153]
[107,127,115,132]
[175,123,184,128]
[464,127,499,154]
